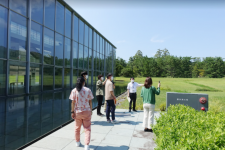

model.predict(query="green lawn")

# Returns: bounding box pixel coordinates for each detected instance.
[115,77,225,112]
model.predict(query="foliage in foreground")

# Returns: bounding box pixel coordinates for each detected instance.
[153,104,225,150]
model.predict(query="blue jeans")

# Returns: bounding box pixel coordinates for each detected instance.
[106,99,115,121]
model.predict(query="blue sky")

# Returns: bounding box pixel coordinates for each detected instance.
[65,0,225,62]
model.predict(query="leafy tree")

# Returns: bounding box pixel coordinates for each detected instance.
[115,49,225,78]
[192,64,199,78]
[203,57,225,78]
[115,57,127,76]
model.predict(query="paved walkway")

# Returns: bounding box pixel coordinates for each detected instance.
[24,109,160,150]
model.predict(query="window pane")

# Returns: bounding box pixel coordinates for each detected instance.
[65,38,71,68]
[93,32,96,51]
[65,9,71,38]
[73,15,78,42]
[113,48,116,75]
[42,92,53,128]
[89,28,92,49]
[44,0,55,29]
[44,28,54,65]
[79,20,84,44]
[93,51,96,70]
[43,65,53,91]
[0,60,6,96]
[93,71,96,84]
[84,47,88,69]
[31,21,42,63]
[73,41,78,68]
[78,44,83,69]
[88,71,91,85]
[102,54,104,71]
[56,1,64,35]
[84,24,88,47]
[53,92,63,127]
[10,12,27,61]
[102,39,105,55]
[97,53,100,71]
[9,61,26,95]
[100,37,102,54]
[99,53,102,71]
[10,0,27,16]
[31,0,43,24]
[30,64,41,92]
[55,67,62,89]
[0,6,7,59]
[88,48,92,70]
[97,34,99,53]
[73,69,77,87]
[55,33,64,66]
[78,70,82,78]
[0,0,8,7]
[64,68,70,88]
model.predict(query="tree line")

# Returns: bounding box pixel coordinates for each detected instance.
[115,49,225,78]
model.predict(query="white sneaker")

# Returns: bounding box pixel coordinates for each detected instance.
[84,145,90,150]
[111,120,119,124]
[76,141,80,147]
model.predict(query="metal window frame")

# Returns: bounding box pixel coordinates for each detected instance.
[2,0,116,97]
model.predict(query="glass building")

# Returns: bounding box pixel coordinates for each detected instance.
[0,0,117,149]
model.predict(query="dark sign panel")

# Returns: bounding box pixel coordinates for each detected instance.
[167,92,208,111]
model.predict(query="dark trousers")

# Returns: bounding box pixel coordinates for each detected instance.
[129,93,137,110]
[96,95,103,114]
[106,100,115,121]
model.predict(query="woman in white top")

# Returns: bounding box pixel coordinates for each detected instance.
[69,77,94,150]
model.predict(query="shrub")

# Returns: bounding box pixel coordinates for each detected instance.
[153,104,225,150]
[159,103,166,111]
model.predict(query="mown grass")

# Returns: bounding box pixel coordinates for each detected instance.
[115,77,225,112]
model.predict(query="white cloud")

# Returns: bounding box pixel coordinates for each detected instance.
[117,40,126,44]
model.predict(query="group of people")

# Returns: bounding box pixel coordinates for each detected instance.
[69,72,160,150]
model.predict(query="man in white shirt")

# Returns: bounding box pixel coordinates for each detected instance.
[127,77,144,112]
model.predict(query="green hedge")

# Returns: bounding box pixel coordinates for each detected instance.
[153,104,225,150]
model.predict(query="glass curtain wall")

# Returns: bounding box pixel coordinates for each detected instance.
[0,0,116,105]
[0,0,117,149]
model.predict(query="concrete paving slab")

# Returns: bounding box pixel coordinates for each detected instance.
[62,141,99,150]
[101,134,132,146]
[108,127,134,137]
[129,137,156,149]
[31,136,73,150]
[24,109,160,150]
[49,129,75,139]
[91,124,113,134]
[96,143,129,150]
[80,132,106,143]
[132,130,156,140]
[24,146,52,150]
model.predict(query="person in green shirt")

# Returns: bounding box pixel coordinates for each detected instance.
[96,74,107,116]
[141,77,160,132]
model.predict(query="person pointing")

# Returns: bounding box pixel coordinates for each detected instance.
[127,77,144,112]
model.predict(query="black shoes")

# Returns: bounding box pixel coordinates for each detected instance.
[129,110,131,112]
[133,110,137,112]
[97,113,104,116]
[144,128,153,132]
